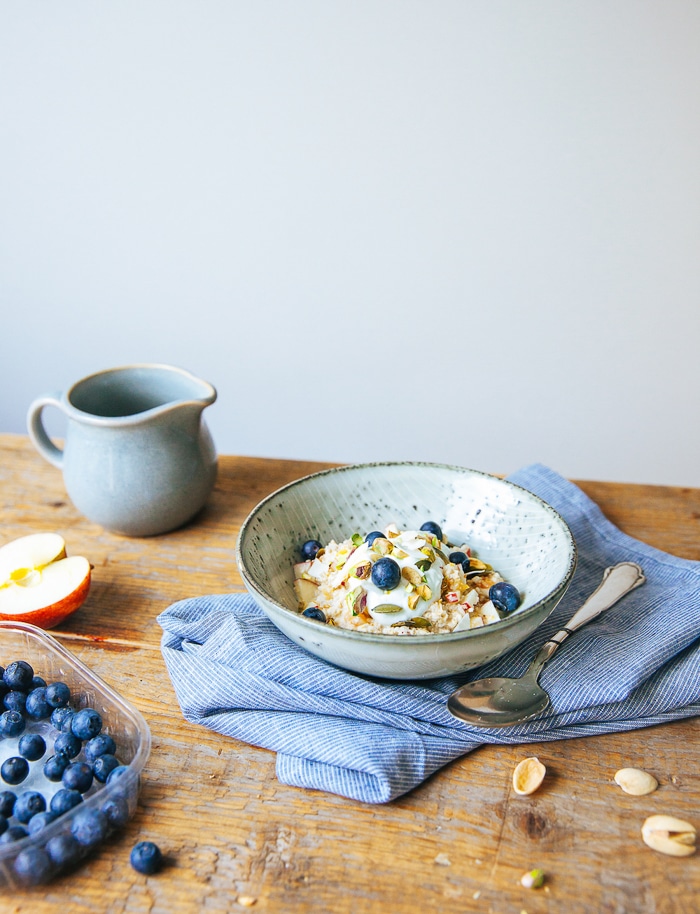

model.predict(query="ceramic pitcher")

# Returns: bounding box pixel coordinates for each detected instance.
[27,364,218,536]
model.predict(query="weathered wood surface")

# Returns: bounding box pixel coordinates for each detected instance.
[0,433,698,914]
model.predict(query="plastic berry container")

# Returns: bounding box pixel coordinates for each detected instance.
[0,621,151,888]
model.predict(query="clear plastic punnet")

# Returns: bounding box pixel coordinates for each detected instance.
[0,621,151,888]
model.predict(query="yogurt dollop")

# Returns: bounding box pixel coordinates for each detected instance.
[330,530,447,627]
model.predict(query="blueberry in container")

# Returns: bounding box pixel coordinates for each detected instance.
[0,621,151,888]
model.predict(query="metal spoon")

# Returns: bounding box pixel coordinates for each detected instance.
[447,561,646,727]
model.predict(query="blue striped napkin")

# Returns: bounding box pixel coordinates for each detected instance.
[158,465,700,804]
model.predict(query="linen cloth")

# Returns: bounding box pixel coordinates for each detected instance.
[158,464,700,804]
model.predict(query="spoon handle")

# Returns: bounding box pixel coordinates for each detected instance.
[528,562,646,676]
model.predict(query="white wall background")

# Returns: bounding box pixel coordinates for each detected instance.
[1,1,699,486]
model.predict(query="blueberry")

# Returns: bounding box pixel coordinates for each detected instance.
[31,675,47,689]
[51,706,75,732]
[44,753,71,782]
[420,521,443,541]
[14,790,47,824]
[1,756,29,786]
[25,687,52,720]
[370,557,401,591]
[0,790,17,817]
[62,762,94,794]
[130,840,163,875]
[364,530,385,546]
[0,709,26,738]
[489,582,521,615]
[300,539,322,561]
[71,708,102,741]
[3,690,27,714]
[92,753,120,783]
[71,808,108,847]
[0,825,29,843]
[448,550,469,569]
[84,734,117,762]
[106,765,130,785]
[50,788,83,816]
[54,731,82,759]
[18,732,46,761]
[0,814,7,836]
[45,681,71,708]
[301,606,326,623]
[14,846,53,886]
[3,660,34,692]
[101,795,130,829]
[46,832,82,869]
[27,810,57,835]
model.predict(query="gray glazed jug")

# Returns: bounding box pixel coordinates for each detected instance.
[27,364,218,536]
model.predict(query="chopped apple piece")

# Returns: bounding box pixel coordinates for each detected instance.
[0,533,91,629]
[294,577,319,606]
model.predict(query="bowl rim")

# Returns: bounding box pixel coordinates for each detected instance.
[236,460,578,646]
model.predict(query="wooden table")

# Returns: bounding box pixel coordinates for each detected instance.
[0,433,698,914]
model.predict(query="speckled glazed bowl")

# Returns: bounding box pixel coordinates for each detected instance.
[236,462,577,680]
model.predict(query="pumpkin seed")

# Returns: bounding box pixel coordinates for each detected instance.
[372,603,404,614]
[401,566,423,586]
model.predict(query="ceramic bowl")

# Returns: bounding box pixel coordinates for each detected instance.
[236,462,577,680]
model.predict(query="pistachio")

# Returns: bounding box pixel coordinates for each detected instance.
[371,538,393,555]
[350,562,371,581]
[417,584,433,601]
[520,869,545,889]
[401,566,423,587]
[385,523,400,538]
[614,767,658,796]
[351,533,364,547]
[345,586,364,614]
[512,757,546,796]
[393,548,408,560]
[407,592,420,611]
[641,815,696,857]
[419,546,436,563]
[372,603,403,613]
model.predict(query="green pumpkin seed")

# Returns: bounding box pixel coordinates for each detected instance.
[372,603,404,614]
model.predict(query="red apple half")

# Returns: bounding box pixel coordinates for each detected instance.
[0,532,91,629]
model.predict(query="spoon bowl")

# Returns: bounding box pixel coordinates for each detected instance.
[448,562,646,727]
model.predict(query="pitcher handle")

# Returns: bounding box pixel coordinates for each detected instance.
[27,393,66,469]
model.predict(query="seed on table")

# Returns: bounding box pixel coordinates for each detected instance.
[641,815,696,857]
[614,767,658,796]
[512,757,546,796]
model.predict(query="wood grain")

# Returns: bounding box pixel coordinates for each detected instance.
[0,434,698,914]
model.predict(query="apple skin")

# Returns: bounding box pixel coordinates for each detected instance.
[0,535,92,630]
[0,565,91,629]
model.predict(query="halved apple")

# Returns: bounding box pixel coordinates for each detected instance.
[0,533,91,629]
